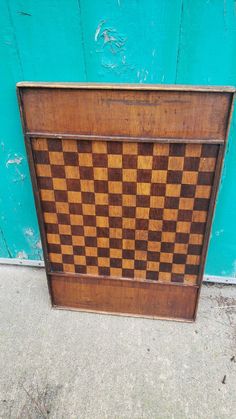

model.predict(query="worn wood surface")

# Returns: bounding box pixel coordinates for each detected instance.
[31,137,218,287]
[51,274,198,321]
[20,86,232,140]
[18,83,233,320]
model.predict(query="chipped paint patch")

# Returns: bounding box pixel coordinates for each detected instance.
[23,228,43,260]
[35,240,42,250]
[101,62,119,70]
[231,260,236,278]
[6,155,23,167]
[137,69,149,83]
[24,228,34,237]
[16,250,28,259]
[215,229,224,237]
[94,20,134,76]
[12,171,26,183]
[95,20,126,53]
[94,20,106,42]
[6,153,26,182]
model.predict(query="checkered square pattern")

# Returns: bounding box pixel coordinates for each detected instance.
[32,138,218,285]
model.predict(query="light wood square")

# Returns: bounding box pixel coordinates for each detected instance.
[65,166,80,179]
[55,202,69,214]
[108,155,122,168]
[67,191,82,203]
[62,140,77,152]
[36,164,51,177]
[49,152,64,165]
[123,142,138,155]
[78,153,93,166]
[33,138,48,151]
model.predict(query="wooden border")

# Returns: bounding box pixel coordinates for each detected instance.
[26,132,224,145]
[17,83,235,322]
[17,81,235,93]
[17,88,53,301]
[17,85,233,141]
[50,273,198,321]
[194,91,236,319]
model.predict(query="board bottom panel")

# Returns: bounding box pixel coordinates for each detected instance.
[50,274,198,321]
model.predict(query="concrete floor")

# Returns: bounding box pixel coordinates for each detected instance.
[0,265,235,419]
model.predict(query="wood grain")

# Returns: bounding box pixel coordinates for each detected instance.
[32,138,218,286]
[51,273,198,321]
[20,86,232,140]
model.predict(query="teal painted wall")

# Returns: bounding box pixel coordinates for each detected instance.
[0,0,236,277]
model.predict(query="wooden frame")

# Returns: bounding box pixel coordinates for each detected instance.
[17,82,235,321]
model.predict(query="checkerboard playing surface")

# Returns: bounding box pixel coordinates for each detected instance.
[32,138,219,285]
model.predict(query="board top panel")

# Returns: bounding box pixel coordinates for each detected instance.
[17,83,234,142]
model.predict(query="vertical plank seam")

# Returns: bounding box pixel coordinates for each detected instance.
[0,225,13,258]
[175,0,184,84]
[6,0,24,79]
[77,0,88,81]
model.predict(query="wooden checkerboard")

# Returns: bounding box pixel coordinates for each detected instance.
[17,82,235,320]
[33,138,217,286]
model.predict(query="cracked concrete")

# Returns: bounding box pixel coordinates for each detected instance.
[0,265,235,418]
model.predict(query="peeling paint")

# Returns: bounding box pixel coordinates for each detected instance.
[12,168,26,183]
[94,19,105,42]
[94,20,134,76]
[6,155,23,167]
[24,228,34,237]
[6,154,26,182]
[103,30,117,45]
[137,69,149,83]
[23,228,43,260]
[215,229,224,237]
[16,250,28,259]
[101,62,118,70]
[24,227,36,243]
[95,20,126,54]
[231,260,236,277]
[35,240,42,249]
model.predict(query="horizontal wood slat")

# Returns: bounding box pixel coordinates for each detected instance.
[17,81,236,92]
[26,132,225,144]
[19,86,232,141]
[51,274,198,321]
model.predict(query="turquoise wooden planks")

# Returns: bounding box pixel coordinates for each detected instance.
[6,0,87,81]
[0,0,86,260]
[0,1,40,259]
[176,0,236,277]
[0,0,236,279]
[78,0,183,83]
